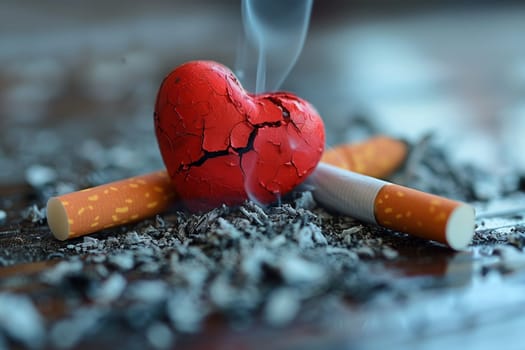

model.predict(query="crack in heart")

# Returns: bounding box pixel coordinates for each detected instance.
[184,120,284,168]
[263,96,291,120]
[159,97,299,197]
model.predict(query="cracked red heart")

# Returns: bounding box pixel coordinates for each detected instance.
[154,60,325,212]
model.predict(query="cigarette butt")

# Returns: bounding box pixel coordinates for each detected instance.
[374,184,475,249]
[311,162,475,250]
[46,171,176,240]
[321,136,407,179]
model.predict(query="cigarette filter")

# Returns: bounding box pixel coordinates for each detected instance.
[47,171,175,240]
[311,162,475,249]
[321,136,407,179]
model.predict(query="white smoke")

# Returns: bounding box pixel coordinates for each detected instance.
[237,0,313,93]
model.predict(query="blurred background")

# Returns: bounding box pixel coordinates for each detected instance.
[1,0,524,185]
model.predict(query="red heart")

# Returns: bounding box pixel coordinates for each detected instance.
[154,61,325,212]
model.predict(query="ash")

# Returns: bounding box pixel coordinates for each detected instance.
[16,193,399,349]
[1,122,524,350]
[2,130,525,349]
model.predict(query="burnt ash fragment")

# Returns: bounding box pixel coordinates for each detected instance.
[22,204,46,224]
[394,134,523,202]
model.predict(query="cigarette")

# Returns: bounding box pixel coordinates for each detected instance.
[310,162,475,250]
[321,136,407,179]
[46,171,175,240]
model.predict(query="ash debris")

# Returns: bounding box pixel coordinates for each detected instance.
[21,204,46,224]
[0,191,401,349]
[1,126,525,348]
[393,134,521,202]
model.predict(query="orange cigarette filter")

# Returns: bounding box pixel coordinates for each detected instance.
[321,136,407,179]
[311,163,475,250]
[47,171,176,240]
[374,184,471,246]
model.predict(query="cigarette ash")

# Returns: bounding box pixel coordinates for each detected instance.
[0,191,405,348]
[392,134,521,203]
[2,120,525,348]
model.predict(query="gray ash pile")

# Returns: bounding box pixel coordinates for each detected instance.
[1,132,524,349]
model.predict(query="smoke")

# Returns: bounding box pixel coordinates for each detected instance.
[237,0,313,206]
[237,0,313,93]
